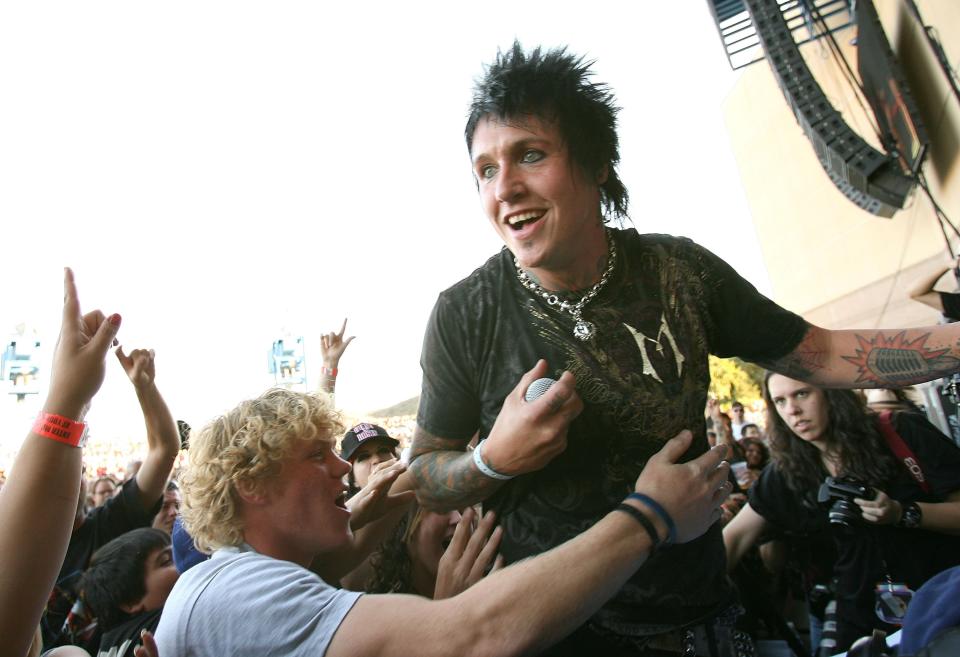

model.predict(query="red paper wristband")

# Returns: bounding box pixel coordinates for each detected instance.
[33,412,86,447]
[321,367,338,377]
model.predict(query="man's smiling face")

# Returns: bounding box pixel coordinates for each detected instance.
[470,115,606,284]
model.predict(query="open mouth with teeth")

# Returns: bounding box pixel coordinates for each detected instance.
[335,491,348,509]
[507,210,545,231]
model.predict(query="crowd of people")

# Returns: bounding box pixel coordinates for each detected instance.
[6,42,960,657]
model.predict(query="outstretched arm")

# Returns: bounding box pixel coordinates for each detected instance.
[0,269,121,657]
[328,432,731,657]
[409,360,583,511]
[722,502,769,571]
[117,347,180,512]
[758,322,960,389]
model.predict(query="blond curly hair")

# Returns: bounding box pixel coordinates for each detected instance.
[180,388,342,553]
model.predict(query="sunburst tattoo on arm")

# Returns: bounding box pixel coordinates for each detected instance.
[842,331,960,386]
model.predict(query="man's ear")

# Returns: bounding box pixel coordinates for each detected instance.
[119,597,146,615]
[235,478,268,505]
[596,164,609,185]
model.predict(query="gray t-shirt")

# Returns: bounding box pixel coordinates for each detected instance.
[155,545,361,656]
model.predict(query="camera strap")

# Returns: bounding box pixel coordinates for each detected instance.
[876,411,931,494]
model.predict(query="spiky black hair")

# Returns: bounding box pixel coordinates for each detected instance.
[465,41,629,222]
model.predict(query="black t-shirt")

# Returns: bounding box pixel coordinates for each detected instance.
[96,609,162,657]
[418,229,807,635]
[42,477,161,650]
[749,412,960,649]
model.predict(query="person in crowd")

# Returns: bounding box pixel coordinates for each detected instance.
[408,42,960,655]
[708,397,744,463]
[79,528,177,657]
[319,318,354,395]
[730,401,748,439]
[42,343,181,650]
[740,423,763,442]
[170,432,415,585]
[155,381,731,657]
[724,372,960,653]
[365,505,504,599]
[737,438,769,490]
[151,480,181,535]
[342,422,400,497]
[89,476,119,509]
[0,269,122,657]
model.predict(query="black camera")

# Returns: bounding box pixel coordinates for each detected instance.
[817,476,875,526]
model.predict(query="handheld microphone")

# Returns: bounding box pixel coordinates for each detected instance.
[524,377,557,403]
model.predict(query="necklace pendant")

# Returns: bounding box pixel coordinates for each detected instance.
[573,318,596,341]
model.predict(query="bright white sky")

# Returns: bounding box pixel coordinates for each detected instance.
[0,2,773,448]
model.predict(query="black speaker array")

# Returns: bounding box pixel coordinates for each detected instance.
[743,0,914,217]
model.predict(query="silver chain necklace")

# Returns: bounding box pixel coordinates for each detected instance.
[514,230,616,341]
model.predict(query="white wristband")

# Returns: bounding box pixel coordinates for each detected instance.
[472,440,514,481]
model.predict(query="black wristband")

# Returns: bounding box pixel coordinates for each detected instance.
[616,502,662,552]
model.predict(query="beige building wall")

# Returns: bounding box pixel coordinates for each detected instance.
[724,0,959,330]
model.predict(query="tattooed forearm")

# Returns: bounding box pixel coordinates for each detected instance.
[408,426,505,511]
[757,323,828,381]
[840,330,960,387]
[757,323,960,388]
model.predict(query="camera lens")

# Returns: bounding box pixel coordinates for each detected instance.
[829,499,861,526]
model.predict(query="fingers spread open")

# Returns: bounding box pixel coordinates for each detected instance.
[706,459,731,490]
[462,510,497,564]
[652,430,694,465]
[445,507,476,559]
[470,525,503,581]
[687,442,727,475]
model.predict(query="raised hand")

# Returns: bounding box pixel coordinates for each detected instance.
[434,507,504,599]
[481,359,583,477]
[706,397,721,420]
[116,346,157,390]
[46,268,122,420]
[347,459,416,531]
[321,318,355,369]
[633,431,731,544]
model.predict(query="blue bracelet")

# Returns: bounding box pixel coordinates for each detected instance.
[627,493,677,546]
[616,503,662,552]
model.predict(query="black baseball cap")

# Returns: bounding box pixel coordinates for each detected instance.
[340,423,399,461]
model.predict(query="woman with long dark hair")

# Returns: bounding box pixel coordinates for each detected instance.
[724,372,960,654]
